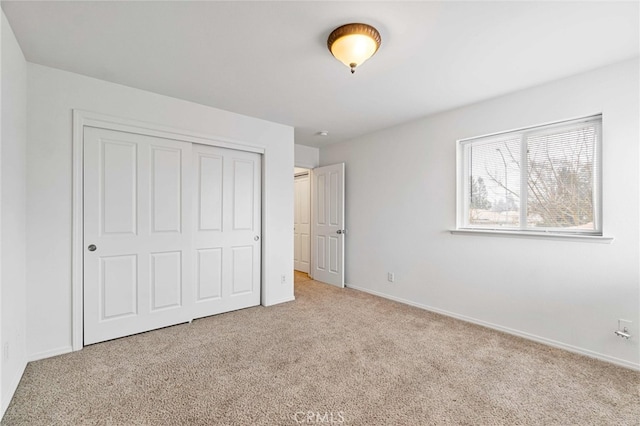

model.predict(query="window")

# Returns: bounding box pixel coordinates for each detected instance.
[457,115,602,236]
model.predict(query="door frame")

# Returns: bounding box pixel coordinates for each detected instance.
[71,109,265,351]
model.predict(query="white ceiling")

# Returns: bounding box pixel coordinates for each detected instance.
[2,1,638,148]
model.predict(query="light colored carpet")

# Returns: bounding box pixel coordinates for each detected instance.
[2,272,639,425]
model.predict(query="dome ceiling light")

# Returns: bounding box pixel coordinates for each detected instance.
[327,23,381,74]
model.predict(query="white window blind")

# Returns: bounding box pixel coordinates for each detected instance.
[458,115,602,235]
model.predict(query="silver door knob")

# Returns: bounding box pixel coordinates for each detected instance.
[88,244,97,252]
[336,230,342,234]
[254,236,260,241]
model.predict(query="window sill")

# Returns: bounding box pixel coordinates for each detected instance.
[450,229,614,243]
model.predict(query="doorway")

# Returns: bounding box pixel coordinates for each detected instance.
[294,168,311,274]
[293,163,346,288]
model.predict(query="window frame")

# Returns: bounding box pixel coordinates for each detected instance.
[456,115,603,237]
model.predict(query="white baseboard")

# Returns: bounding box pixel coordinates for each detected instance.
[346,283,640,371]
[28,345,73,363]
[1,358,27,417]
[263,296,295,307]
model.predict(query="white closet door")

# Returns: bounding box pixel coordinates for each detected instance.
[294,174,310,273]
[191,144,261,319]
[83,127,193,345]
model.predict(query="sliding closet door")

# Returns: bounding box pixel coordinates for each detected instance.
[84,127,262,345]
[83,127,193,345]
[191,144,262,319]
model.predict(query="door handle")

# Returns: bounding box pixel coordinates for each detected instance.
[336,230,346,235]
[254,236,260,241]
[88,244,97,252]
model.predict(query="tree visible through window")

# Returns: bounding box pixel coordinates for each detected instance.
[459,115,601,235]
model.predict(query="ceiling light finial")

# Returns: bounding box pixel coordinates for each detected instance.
[327,23,381,74]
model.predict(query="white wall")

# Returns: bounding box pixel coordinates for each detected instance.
[26,63,294,360]
[1,11,28,416]
[320,59,640,369]
[294,144,319,169]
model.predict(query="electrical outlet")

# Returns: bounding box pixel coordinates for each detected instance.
[3,342,9,361]
[281,275,286,284]
[387,272,395,283]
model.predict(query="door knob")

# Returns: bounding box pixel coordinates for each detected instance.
[88,244,97,252]
[254,236,260,241]
[336,230,342,234]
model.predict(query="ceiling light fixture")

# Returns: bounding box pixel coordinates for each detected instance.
[327,23,381,74]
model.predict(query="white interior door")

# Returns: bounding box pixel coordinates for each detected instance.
[191,144,261,319]
[311,163,345,287]
[83,127,193,345]
[294,173,310,273]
